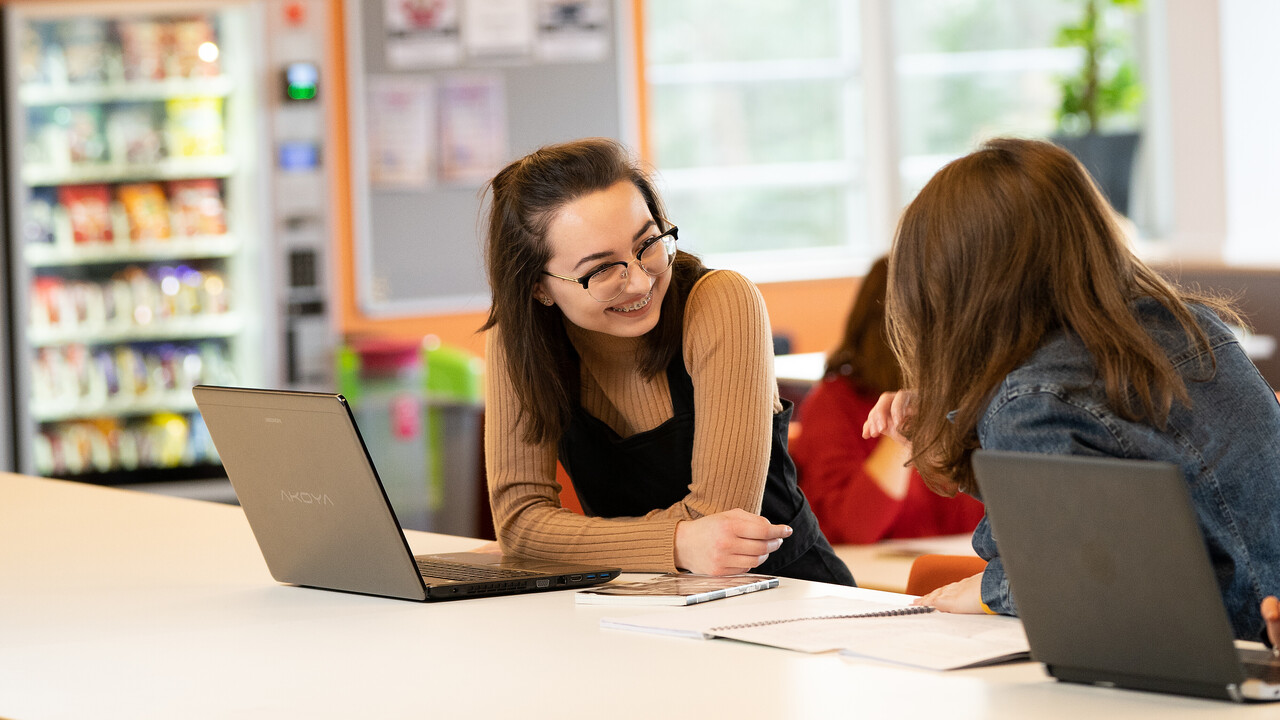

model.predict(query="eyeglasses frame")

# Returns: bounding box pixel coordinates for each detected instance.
[541,226,679,303]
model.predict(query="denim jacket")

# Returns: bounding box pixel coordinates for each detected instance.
[973,298,1280,642]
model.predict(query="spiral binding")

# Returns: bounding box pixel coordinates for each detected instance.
[709,604,934,632]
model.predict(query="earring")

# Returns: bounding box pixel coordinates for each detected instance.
[538,295,553,306]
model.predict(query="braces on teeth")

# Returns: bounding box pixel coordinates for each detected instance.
[612,293,651,312]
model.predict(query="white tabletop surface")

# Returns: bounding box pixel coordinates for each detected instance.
[2,473,1272,719]
[774,351,827,382]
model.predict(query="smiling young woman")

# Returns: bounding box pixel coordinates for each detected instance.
[479,138,853,583]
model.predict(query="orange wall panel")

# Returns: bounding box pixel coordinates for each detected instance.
[758,277,861,356]
[331,278,856,363]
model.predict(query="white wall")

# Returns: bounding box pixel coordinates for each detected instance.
[1219,0,1280,265]
[1145,0,1280,266]
[1145,0,1227,261]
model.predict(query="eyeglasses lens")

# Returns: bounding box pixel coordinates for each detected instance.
[587,265,627,302]
[639,236,674,275]
[584,233,676,303]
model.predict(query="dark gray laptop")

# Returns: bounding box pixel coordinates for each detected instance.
[193,385,618,602]
[972,450,1280,702]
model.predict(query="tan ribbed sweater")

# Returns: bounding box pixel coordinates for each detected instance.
[484,269,782,572]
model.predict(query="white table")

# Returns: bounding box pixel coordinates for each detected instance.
[2,474,1270,719]
[773,351,827,383]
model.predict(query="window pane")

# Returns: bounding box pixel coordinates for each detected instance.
[639,0,1153,279]
[641,0,861,276]
[897,72,1060,157]
[892,0,1146,215]
[646,0,844,64]
[663,186,854,255]
[894,0,1078,53]
[650,81,846,169]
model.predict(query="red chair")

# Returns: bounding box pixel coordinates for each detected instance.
[556,462,584,514]
[905,554,988,597]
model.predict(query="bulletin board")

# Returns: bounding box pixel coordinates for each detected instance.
[344,0,628,316]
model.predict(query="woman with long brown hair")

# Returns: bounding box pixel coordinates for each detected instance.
[790,256,984,543]
[864,138,1280,644]
[481,138,851,583]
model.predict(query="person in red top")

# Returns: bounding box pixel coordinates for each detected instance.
[790,257,985,544]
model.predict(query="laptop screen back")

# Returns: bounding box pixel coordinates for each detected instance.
[194,386,427,600]
[972,450,1244,691]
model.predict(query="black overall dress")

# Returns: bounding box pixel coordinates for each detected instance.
[558,343,855,586]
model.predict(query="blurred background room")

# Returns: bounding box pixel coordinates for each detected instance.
[0,0,1275,547]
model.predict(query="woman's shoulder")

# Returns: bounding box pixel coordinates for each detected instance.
[999,328,1094,392]
[688,268,759,300]
[980,329,1112,437]
[680,269,773,369]
[484,327,505,364]
[1132,297,1241,357]
[997,296,1229,393]
[978,380,1125,457]
[684,269,767,327]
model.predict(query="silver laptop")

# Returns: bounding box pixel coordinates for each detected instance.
[193,385,618,602]
[972,450,1280,702]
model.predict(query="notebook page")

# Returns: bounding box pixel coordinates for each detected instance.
[601,595,1029,670]
[600,595,917,646]
[722,609,1029,670]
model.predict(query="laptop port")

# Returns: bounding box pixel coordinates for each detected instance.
[568,575,582,582]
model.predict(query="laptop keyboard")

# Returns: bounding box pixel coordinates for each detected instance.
[414,557,542,582]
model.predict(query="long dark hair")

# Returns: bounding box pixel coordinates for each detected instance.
[481,137,706,445]
[886,137,1236,493]
[824,256,901,395]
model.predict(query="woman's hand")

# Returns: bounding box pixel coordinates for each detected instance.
[911,572,986,614]
[673,508,792,576]
[1263,596,1280,650]
[863,390,914,445]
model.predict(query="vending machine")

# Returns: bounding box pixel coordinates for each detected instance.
[0,1,286,484]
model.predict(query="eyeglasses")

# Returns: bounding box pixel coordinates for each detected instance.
[542,226,678,303]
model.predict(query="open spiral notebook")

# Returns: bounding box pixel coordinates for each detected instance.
[601,595,1030,671]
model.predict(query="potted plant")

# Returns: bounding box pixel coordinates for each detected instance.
[1052,0,1144,215]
